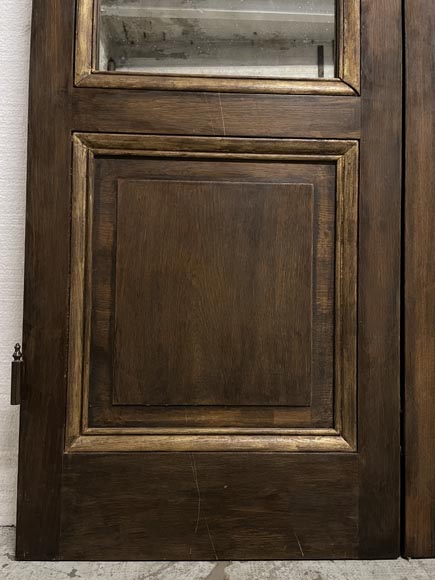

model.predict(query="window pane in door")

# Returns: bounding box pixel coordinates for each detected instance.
[97,0,336,79]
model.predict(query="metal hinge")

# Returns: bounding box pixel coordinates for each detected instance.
[11,343,23,405]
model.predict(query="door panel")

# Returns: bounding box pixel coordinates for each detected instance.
[17,0,402,561]
[59,454,358,560]
[66,135,357,455]
[114,180,316,407]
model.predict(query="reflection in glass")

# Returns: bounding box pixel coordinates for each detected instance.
[98,1,336,79]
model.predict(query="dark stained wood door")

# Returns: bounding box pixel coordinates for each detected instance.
[16,0,402,560]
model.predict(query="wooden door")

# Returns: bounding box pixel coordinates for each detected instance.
[16,0,402,560]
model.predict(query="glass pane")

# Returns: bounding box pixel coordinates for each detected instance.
[97,0,336,79]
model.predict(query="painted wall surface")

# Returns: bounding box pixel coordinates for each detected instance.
[0,0,31,525]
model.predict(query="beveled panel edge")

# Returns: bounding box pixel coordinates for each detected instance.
[75,133,357,156]
[66,434,354,453]
[77,74,357,96]
[75,0,360,96]
[66,138,88,448]
[75,0,93,85]
[83,427,338,436]
[90,405,326,430]
[67,136,96,448]
[65,133,358,453]
[338,0,361,94]
[334,143,359,450]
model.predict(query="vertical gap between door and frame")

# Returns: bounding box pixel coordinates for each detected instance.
[400,0,407,558]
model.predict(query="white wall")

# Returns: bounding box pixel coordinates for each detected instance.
[0,0,32,525]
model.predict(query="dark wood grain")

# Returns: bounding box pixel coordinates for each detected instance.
[15,0,74,561]
[358,0,402,558]
[89,406,318,429]
[59,453,359,560]
[72,90,361,139]
[88,157,336,430]
[114,180,315,407]
[18,0,403,561]
[404,0,435,558]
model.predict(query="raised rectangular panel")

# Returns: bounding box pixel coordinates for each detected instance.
[114,180,315,406]
[66,134,358,452]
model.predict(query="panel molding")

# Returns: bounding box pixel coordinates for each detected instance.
[69,434,354,453]
[66,133,358,453]
[75,0,360,95]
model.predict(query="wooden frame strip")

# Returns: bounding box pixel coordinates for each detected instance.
[16,0,75,561]
[69,434,354,453]
[338,0,361,93]
[334,145,358,450]
[357,0,402,557]
[404,0,435,558]
[66,138,88,447]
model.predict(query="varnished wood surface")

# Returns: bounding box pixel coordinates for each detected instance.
[72,91,361,139]
[78,76,357,95]
[75,133,357,156]
[404,0,435,558]
[334,145,359,450]
[15,0,75,561]
[114,180,315,406]
[17,0,402,561]
[357,0,402,558]
[338,0,361,94]
[65,137,358,455]
[60,453,359,560]
[68,434,353,453]
[89,156,335,431]
[90,406,319,430]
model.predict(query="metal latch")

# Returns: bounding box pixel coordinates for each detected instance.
[11,343,23,405]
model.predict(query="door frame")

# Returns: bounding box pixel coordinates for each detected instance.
[404,0,435,558]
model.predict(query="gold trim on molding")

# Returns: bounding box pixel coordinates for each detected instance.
[83,427,340,436]
[67,434,354,453]
[66,133,358,453]
[75,0,361,95]
[338,0,361,94]
[334,144,359,450]
[75,134,357,156]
